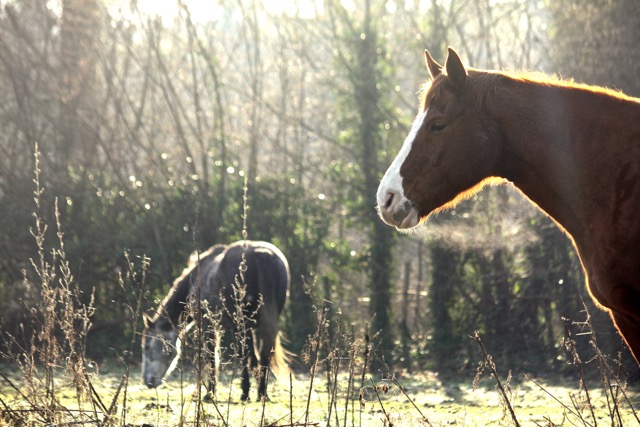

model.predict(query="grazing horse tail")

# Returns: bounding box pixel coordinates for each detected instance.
[253,244,291,377]
[270,333,290,376]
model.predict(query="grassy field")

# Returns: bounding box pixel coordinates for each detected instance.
[4,156,637,426]
[2,363,639,426]
[2,176,638,426]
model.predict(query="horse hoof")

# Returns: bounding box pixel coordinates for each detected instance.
[202,392,214,403]
[240,394,250,402]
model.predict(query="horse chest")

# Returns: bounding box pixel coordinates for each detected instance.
[579,225,640,307]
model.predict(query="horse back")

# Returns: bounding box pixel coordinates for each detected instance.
[215,241,290,317]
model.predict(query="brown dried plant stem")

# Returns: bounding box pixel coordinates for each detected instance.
[119,252,150,423]
[305,306,328,427]
[472,331,520,427]
[584,309,625,427]
[390,376,434,427]
[524,375,591,425]
[358,328,372,427]
[343,325,357,427]
[562,317,597,426]
[370,378,391,426]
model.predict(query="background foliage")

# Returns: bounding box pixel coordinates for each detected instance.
[1,0,638,376]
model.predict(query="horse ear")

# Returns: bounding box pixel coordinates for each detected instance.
[445,47,467,92]
[425,49,442,79]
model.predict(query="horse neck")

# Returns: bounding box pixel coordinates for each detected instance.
[490,78,640,244]
[155,247,222,325]
[156,272,193,326]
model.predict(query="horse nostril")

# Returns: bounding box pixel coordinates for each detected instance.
[385,191,395,210]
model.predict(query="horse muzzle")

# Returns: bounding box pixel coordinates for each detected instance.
[144,375,163,388]
[378,190,419,229]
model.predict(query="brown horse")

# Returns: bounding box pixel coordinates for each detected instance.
[377,47,640,365]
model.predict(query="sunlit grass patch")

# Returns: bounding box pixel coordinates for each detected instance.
[3,364,638,426]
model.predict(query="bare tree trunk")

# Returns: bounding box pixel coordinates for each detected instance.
[238,0,263,183]
[357,0,395,371]
[59,0,101,171]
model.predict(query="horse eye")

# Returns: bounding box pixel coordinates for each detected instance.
[430,122,446,133]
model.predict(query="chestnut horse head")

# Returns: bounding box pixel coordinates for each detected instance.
[377,47,640,367]
[377,47,502,229]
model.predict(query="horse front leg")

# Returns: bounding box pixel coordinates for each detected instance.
[610,310,640,366]
[205,327,221,401]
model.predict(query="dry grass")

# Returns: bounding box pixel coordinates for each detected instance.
[2,359,640,426]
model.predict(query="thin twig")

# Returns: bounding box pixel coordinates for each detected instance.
[472,331,520,427]
[289,372,294,427]
[562,317,597,427]
[305,307,327,427]
[343,325,356,427]
[99,374,125,426]
[209,397,229,427]
[259,367,270,426]
[524,374,592,426]
[359,327,371,427]
[391,376,433,427]
[370,378,392,426]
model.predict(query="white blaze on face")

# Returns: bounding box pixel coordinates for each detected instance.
[142,327,179,388]
[376,109,428,228]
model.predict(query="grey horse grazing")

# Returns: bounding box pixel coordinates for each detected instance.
[141,240,289,401]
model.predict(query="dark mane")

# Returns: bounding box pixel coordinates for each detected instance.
[152,245,225,324]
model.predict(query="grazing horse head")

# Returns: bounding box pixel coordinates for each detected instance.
[377,47,502,229]
[141,313,180,388]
